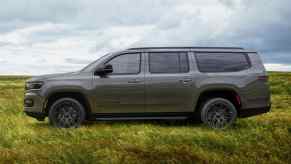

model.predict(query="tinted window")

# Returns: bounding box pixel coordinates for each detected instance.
[149,52,189,73]
[196,53,250,72]
[107,53,140,74]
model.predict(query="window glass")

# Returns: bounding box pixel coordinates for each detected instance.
[179,53,189,73]
[196,53,250,72]
[149,52,189,73]
[107,53,140,74]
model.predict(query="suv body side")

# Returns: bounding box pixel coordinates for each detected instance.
[24,47,271,121]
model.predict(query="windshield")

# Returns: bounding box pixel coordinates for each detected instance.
[80,53,110,72]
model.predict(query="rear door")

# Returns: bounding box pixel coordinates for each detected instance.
[145,51,195,113]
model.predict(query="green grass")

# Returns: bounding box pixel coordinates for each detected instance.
[0,73,290,163]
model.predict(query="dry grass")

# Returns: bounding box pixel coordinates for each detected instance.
[0,73,290,163]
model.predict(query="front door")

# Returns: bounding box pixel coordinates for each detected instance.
[145,52,195,113]
[93,53,145,113]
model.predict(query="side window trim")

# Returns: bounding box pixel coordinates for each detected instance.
[148,52,190,74]
[105,53,142,75]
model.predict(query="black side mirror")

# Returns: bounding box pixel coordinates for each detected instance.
[94,64,113,76]
[103,64,113,74]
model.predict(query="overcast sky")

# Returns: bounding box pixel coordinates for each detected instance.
[0,0,290,75]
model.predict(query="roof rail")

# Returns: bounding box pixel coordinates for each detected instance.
[128,46,244,50]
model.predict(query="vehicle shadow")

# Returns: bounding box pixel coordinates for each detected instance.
[83,119,202,128]
[29,119,203,129]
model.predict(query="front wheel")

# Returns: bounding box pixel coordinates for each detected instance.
[49,98,85,128]
[201,98,237,129]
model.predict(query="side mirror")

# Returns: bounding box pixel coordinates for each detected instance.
[94,64,113,76]
[103,64,113,74]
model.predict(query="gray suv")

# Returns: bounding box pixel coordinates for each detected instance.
[24,47,271,128]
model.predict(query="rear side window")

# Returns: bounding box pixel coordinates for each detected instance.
[149,52,189,73]
[196,53,250,73]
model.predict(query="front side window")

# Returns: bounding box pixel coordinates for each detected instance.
[196,53,250,73]
[106,53,140,74]
[149,52,189,73]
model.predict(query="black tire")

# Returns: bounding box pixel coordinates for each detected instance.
[48,98,85,128]
[201,98,237,129]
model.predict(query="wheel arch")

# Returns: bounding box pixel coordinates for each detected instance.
[195,88,242,112]
[44,90,92,119]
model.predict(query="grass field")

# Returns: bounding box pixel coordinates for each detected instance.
[0,73,290,164]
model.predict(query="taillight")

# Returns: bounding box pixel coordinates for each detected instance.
[235,95,241,106]
[257,75,269,81]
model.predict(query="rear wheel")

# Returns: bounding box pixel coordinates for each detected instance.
[201,98,237,129]
[49,98,85,128]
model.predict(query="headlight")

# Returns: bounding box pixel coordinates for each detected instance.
[25,82,43,90]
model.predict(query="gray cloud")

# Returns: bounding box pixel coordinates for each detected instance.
[136,0,291,64]
[0,0,291,74]
[0,0,177,31]
[0,0,78,23]
[65,58,91,65]
[218,0,236,8]
[217,0,291,64]
[0,41,13,47]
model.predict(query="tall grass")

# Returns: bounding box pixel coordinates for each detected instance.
[0,73,290,163]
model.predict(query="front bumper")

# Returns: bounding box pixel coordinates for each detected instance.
[238,104,271,118]
[24,91,46,121]
[24,111,46,121]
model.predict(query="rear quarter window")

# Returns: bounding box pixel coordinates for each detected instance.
[196,52,251,73]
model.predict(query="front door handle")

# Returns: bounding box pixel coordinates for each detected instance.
[180,79,192,84]
[128,79,142,83]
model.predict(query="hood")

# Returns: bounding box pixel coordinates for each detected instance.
[27,72,79,82]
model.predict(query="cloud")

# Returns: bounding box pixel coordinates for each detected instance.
[65,58,91,65]
[0,58,6,63]
[0,0,290,75]
[219,0,291,53]
[0,22,154,75]
[0,0,78,23]
[265,64,291,72]
[0,41,13,47]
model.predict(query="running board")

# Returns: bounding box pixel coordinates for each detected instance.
[95,116,188,121]
[90,112,194,121]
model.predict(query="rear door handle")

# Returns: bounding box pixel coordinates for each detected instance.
[128,79,142,83]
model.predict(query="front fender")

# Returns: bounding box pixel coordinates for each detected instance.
[40,80,91,98]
